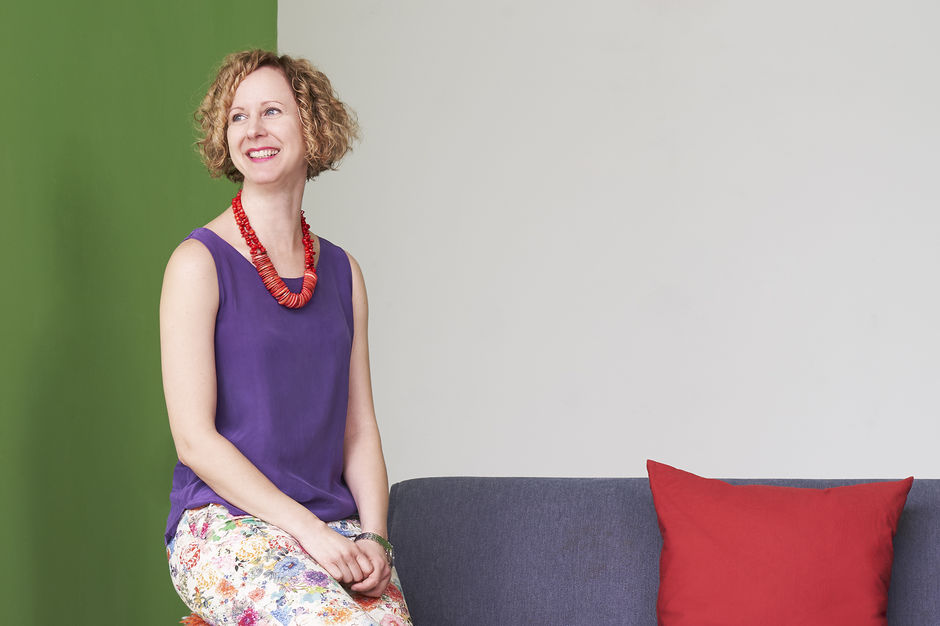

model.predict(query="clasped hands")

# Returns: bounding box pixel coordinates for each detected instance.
[295,521,391,597]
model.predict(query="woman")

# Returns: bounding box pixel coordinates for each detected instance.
[161,50,411,626]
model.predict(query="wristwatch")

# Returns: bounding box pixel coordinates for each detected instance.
[354,532,394,565]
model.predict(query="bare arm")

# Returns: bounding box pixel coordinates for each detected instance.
[160,239,371,584]
[342,251,394,596]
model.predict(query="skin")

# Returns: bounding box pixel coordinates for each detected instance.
[160,66,392,596]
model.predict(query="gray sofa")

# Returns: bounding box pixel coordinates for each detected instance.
[387,477,940,625]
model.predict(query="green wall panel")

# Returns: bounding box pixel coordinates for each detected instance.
[0,2,276,623]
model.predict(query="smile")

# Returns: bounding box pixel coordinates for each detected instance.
[248,148,279,158]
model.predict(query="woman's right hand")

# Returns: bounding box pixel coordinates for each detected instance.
[295,521,374,584]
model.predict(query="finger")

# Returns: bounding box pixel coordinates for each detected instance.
[374,570,393,597]
[322,561,345,583]
[334,558,355,583]
[345,553,364,582]
[354,577,389,598]
[350,562,380,590]
[351,566,390,596]
[356,552,374,578]
[350,580,381,596]
[350,571,377,593]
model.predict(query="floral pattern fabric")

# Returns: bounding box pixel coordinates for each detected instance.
[167,503,412,626]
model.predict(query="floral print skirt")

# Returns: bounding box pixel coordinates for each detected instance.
[166,503,412,626]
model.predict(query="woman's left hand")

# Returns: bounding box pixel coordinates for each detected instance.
[349,538,392,597]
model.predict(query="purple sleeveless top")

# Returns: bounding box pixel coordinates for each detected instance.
[164,227,357,545]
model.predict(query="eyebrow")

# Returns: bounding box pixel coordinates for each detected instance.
[229,100,285,112]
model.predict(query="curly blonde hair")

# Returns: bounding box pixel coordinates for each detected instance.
[195,49,360,182]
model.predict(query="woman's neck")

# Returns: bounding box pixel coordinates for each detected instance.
[238,178,310,249]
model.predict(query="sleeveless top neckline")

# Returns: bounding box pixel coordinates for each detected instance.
[195,226,319,281]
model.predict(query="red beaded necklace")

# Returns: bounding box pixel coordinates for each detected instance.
[231,189,317,309]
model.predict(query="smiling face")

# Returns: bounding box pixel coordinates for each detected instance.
[226,66,308,186]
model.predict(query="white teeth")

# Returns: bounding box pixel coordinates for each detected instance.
[249,149,279,158]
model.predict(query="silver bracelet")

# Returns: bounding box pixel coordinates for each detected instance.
[354,532,394,565]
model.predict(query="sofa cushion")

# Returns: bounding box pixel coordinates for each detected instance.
[647,460,913,626]
[388,477,665,624]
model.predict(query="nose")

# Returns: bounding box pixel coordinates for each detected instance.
[246,114,266,139]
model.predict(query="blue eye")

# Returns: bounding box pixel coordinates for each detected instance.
[231,112,247,122]
[264,107,281,116]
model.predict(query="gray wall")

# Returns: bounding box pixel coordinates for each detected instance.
[279,1,939,482]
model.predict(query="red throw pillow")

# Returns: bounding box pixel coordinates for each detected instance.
[647,460,913,626]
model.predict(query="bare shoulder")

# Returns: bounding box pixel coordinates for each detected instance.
[344,249,367,290]
[161,237,219,313]
[165,237,215,280]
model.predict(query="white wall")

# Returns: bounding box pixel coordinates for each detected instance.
[279,1,940,482]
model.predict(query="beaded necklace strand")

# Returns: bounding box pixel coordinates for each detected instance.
[231,189,317,309]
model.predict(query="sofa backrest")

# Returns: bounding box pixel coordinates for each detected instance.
[387,477,940,626]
